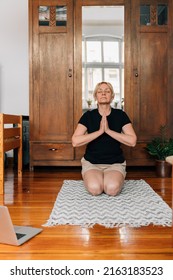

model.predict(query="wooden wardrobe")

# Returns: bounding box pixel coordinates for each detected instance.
[29,0,173,168]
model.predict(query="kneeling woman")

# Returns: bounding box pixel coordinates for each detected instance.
[72,82,137,196]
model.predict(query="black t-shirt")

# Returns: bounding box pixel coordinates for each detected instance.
[78,108,131,164]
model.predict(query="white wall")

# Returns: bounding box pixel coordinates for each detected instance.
[82,6,124,37]
[0,0,29,115]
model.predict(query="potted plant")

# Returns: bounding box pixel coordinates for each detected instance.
[145,125,173,177]
[86,99,92,110]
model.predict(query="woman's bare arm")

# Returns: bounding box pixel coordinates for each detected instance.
[72,123,104,147]
[105,118,137,147]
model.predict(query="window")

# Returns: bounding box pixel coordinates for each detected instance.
[157,5,168,25]
[140,4,168,26]
[39,6,67,26]
[82,35,124,110]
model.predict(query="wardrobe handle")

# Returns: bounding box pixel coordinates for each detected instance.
[135,72,138,77]
[49,148,57,151]
[68,68,72,77]
[134,68,138,77]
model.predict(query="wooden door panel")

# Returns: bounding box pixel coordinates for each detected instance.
[30,0,73,142]
[129,0,173,165]
[39,34,73,141]
[138,32,168,140]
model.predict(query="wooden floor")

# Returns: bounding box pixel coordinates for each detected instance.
[0,165,172,260]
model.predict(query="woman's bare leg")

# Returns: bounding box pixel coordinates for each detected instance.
[103,171,124,196]
[83,169,104,195]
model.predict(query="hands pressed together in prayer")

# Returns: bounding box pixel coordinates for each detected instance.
[99,111,110,134]
[98,110,137,147]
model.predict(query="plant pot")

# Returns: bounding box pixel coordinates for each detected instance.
[155,160,172,178]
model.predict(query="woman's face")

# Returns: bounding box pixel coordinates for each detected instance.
[96,83,113,105]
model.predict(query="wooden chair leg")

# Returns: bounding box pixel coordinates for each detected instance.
[0,114,4,194]
[18,146,22,177]
[18,115,23,177]
[0,153,4,195]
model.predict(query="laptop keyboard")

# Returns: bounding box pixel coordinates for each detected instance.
[16,233,26,240]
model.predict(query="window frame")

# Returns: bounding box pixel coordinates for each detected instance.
[82,35,124,110]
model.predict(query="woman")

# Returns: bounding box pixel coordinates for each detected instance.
[72,82,137,196]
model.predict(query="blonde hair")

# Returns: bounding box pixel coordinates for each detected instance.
[93,82,115,100]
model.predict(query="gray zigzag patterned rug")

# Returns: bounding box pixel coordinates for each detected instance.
[43,179,172,228]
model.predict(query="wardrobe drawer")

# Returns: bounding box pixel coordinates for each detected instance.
[32,143,74,160]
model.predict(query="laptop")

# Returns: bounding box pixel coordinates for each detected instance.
[0,205,43,246]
